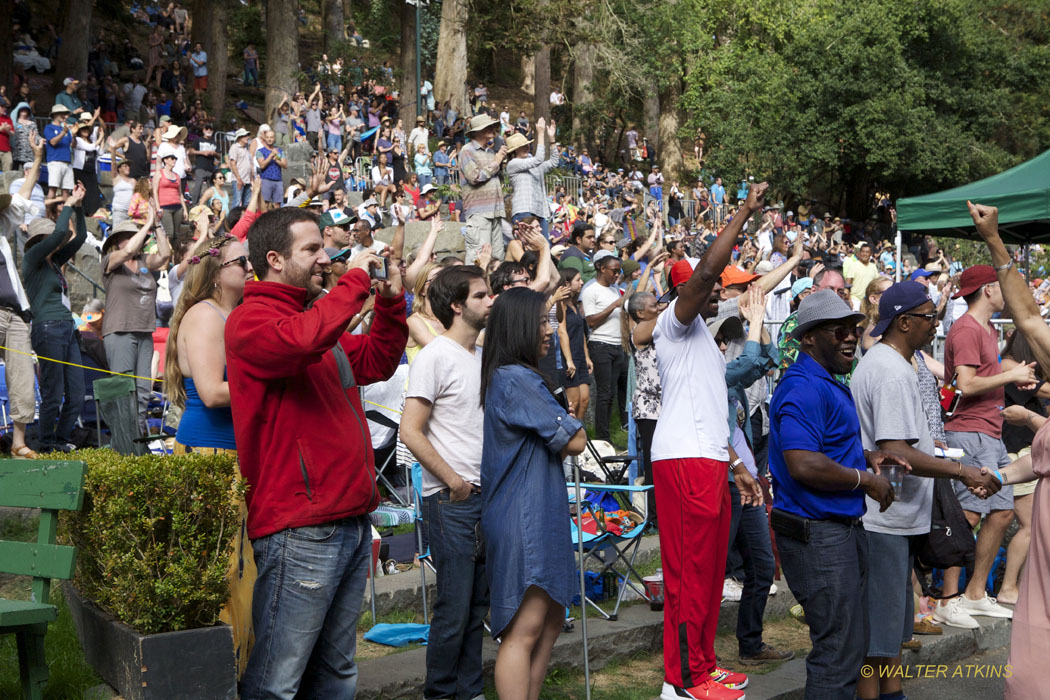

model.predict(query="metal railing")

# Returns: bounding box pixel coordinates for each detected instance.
[67,262,104,299]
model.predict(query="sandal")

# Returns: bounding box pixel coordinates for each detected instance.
[12,445,38,459]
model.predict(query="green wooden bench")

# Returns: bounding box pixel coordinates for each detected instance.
[0,459,86,700]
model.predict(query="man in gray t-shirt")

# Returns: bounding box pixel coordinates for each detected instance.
[849,282,1000,699]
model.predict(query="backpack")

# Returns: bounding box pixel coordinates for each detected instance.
[914,478,975,573]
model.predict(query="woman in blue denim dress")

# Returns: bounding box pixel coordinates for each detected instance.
[480,287,587,700]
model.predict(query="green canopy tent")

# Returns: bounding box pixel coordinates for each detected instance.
[896,148,1050,244]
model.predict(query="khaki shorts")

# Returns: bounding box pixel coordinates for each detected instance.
[47,161,74,190]
[0,309,37,423]
[1008,447,1037,497]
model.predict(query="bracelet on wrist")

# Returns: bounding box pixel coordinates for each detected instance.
[995,260,1013,272]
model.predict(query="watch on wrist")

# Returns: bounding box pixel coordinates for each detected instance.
[995,260,1013,272]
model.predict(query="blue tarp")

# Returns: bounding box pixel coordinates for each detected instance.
[362,623,430,647]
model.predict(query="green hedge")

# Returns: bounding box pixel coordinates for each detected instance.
[59,449,242,635]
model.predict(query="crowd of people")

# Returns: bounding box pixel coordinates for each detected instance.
[4,6,1050,700]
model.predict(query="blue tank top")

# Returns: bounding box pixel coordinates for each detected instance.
[176,375,237,450]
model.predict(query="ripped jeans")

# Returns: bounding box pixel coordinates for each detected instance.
[240,516,371,700]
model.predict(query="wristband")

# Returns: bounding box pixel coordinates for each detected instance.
[729,458,743,471]
[995,260,1013,272]
[992,469,1005,484]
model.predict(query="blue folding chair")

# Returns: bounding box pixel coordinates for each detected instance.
[569,482,654,621]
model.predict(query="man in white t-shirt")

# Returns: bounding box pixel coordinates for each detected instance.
[401,265,492,700]
[651,183,768,700]
[580,254,627,441]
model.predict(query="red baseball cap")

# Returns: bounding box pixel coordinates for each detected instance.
[952,264,998,299]
[720,266,759,288]
[669,259,697,288]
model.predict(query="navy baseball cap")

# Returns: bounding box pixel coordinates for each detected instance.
[909,268,935,281]
[871,281,932,337]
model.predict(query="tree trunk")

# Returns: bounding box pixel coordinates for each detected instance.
[520,54,535,95]
[571,43,594,144]
[658,78,684,180]
[399,0,418,120]
[434,0,469,116]
[323,0,344,55]
[265,0,299,120]
[342,0,353,22]
[53,0,92,90]
[205,0,229,119]
[0,0,12,93]
[533,46,550,122]
[643,87,659,151]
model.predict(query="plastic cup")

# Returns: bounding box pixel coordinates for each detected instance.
[884,464,905,495]
[643,574,664,611]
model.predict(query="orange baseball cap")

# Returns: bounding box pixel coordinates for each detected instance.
[720,265,759,288]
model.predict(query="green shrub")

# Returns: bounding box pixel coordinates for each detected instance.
[59,449,242,635]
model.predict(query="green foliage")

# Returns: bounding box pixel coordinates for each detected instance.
[58,449,241,635]
[228,2,267,66]
[678,0,1050,211]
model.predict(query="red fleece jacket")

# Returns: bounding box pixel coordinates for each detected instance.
[225,268,408,539]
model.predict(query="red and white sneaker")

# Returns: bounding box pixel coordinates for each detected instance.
[710,666,749,690]
[660,679,746,700]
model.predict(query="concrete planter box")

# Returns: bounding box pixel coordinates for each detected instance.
[64,583,237,700]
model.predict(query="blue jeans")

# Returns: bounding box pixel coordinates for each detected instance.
[726,482,775,656]
[245,65,258,87]
[511,212,550,241]
[418,173,433,188]
[240,516,372,700]
[233,181,252,209]
[30,319,84,449]
[777,519,868,700]
[423,490,489,699]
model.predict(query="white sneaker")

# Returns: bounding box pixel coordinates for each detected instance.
[932,597,979,629]
[958,594,1014,619]
[768,583,778,596]
[722,578,743,602]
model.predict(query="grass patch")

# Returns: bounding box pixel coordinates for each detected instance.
[0,586,103,699]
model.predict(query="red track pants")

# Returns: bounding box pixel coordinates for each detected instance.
[653,457,731,687]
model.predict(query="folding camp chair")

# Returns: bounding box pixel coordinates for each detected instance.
[569,481,654,621]
[582,439,638,485]
[366,409,409,506]
[92,376,147,455]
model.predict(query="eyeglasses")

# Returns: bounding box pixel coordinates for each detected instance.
[905,312,937,322]
[508,276,530,287]
[220,256,250,270]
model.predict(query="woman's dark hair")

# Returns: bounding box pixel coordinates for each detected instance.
[428,264,485,328]
[246,207,319,279]
[519,250,539,277]
[480,287,547,407]
[559,267,580,286]
[1003,329,1044,380]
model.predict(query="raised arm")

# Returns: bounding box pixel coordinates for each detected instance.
[970,200,1050,371]
[674,183,768,326]
[754,229,804,293]
[18,133,44,201]
[106,208,156,272]
[405,217,442,288]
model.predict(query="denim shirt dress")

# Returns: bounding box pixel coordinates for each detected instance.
[481,364,583,638]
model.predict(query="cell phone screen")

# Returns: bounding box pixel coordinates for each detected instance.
[373,257,389,280]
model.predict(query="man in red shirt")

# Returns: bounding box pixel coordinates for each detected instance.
[934,264,1035,629]
[226,207,407,698]
[0,102,13,172]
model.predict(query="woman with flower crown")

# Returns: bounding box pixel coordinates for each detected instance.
[163,227,257,677]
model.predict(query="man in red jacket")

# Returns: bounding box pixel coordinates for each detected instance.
[226,207,408,699]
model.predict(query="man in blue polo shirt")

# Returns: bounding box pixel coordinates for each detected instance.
[768,289,900,700]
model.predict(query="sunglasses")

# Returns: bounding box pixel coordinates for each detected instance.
[220,256,250,270]
[904,312,937,322]
[818,324,860,342]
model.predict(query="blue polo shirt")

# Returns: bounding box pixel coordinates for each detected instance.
[769,351,867,520]
[43,124,72,163]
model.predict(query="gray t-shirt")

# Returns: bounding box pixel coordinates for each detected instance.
[850,342,934,535]
[405,336,484,497]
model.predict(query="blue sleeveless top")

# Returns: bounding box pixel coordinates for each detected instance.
[175,376,237,450]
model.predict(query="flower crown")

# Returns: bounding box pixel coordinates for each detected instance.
[188,236,234,264]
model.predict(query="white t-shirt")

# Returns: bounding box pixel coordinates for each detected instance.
[580,282,622,346]
[651,298,729,461]
[405,336,484,496]
[351,239,387,259]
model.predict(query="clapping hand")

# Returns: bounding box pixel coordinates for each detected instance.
[740,284,766,326]
[67,182,87,207]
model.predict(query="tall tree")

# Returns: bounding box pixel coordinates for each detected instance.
[265,0,300,119]
[520,54,535,95]
[400,0,419,120]
[657,77,683,177]
[533,46,550,122]
[323,0,344,55]
[53,0,92,90]
[643,89,658,150]
[205,0,230,119]
[0,0,12,93]
[434,0,469,116]
[571,43,594,142]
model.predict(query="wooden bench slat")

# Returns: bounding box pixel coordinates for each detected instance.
[0,460,86,510]
[0,599,57,628]
[0,541,77,580]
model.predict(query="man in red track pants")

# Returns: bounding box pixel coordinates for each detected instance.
[652,182,768,700]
